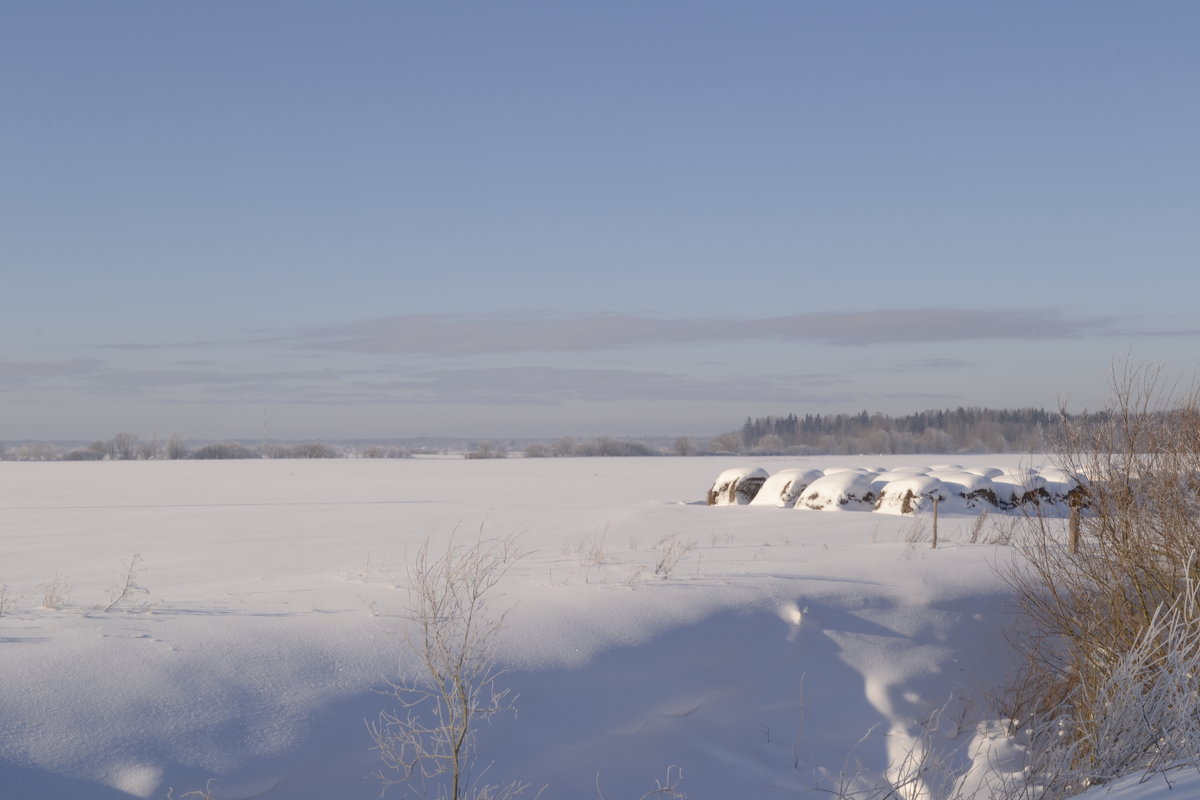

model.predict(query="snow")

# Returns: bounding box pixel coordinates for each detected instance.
[0,457,1164,799]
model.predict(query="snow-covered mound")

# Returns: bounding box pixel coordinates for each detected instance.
[706,466,769,505]
[715,464,1085,515]
[798,468,881,511]
[874,474,956,515]
[748,467,824,507]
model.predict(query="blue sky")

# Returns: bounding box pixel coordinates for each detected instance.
[3,2,1198,441]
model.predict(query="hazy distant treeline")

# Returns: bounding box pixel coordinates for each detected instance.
[0,434,411,462]
[0,407,1073,461]
[712,407,1062,455]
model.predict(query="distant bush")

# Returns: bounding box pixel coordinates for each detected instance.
[523,442,551,458]
[361,445,409,458]
[707,432,743,454]
[573,437,658,457]
[263,442,340,459]
[166,434,189,460]
[672,436,697,456]
[6,443,62,461]
[465,441,507,459]
[190,442,261,460]
[62,448,105,461]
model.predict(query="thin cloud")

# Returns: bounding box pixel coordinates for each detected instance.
[0,358,854,407]
[286,309,1123,356]
[0,359,358,401]
[0,359,106,386]
[375,366,855,406]
[99,339,232,351]
[899,358,969,371]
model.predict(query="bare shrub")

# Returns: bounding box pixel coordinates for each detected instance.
[707,432,743,454]
[369,535,535,800]
[191,441,260,460]
[465,441,508,460]
[672,436,697,456]
[41,575,69,610]
[966,510,991,544]
[166,434,189,460]
[523,442,551,458]
[653,535,696,579]
[166,779,218,800]
[265,442,340,459]
[136,438,160,460]
[901,517,928,558]
[112,432,140,460]
[595,765,685,799]
[574,437,658,457]
[1016,572,1200,799]
[1004,361,1200,789]
[103,554,148,612]
[62,448,105,461]
[9,442,61,461]
[573,531,609,568]
[363,445,409,459]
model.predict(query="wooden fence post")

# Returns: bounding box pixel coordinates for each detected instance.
[1069,505,1080,554]
[931,497,939,549]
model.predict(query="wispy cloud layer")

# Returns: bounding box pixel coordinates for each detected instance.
[6,308,1189,426]
[288,309,1120,355]
[0,359,855,407]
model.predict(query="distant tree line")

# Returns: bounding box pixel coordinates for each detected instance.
[711,407,1062,454]
[0,433,410,461]
[521,436,661,458]
[0,408,1080,461]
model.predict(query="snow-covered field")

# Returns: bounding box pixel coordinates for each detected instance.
[0,457,1183,800]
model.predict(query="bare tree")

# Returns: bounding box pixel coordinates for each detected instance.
[137,438,161,460]
[523,442,551,458]
[465,441,507,460]
[166,434,189,460]
[112,432,139,460]
[369,535,534,800]
[707,432,742,454]
[671,437,696,456]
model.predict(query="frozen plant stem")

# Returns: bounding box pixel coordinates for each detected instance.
[654,534,696,579]
[42,575,68,610]
[104,554,146,612]
[369,534,536,800]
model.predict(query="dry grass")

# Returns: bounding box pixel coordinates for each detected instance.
[1002,361,1200,779]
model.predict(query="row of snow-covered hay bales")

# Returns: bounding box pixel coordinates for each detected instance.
[708,465,1086,516]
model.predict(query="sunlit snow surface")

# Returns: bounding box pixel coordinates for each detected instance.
[0,456,1132,799]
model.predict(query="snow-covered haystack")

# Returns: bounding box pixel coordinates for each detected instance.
[749,468,825,508]
[713,464,1085,515]
[874,474,957,515]
[928,468,1006,511]
[707,466,769,505]
[798,469,880,511]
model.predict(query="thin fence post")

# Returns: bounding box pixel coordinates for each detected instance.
[931,497,939,549]
[1069,504,1080,554]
